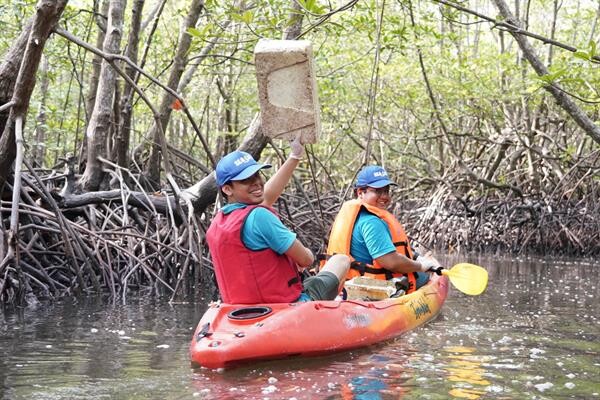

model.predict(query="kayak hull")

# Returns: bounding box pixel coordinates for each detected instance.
[190,273,449,369]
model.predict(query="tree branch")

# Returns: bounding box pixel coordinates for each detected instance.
[54,27,216,168]
[430,0,600,63]
[491,0,600,146]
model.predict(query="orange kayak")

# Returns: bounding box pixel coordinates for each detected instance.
[190,273,449,369]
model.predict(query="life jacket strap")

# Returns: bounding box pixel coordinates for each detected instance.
[320,254,395,280]
[392,241,412,258]
[316,253,329,262]
[349,261,394,280]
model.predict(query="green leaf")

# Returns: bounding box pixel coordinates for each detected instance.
[573,51,590,61]
[539,68,568,84]
[298,0,325,14]
[187,24,213,39]
[187,27,203,37]
[240,10,254,24]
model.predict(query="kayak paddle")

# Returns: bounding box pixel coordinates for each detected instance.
[439,263,488,296]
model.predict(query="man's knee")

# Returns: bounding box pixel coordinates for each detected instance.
[324,254,350,276]
[329,253,350,265]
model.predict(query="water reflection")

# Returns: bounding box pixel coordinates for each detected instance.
[1,256,599,399]
[190,347,419,399]
[444,346,490,399]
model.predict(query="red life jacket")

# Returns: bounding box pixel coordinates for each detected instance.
[206,204,302,304]
[324,199,417,292]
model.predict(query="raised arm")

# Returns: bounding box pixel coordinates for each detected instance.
[262,137,304,207]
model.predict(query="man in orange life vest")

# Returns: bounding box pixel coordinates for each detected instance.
[206,139,350,304]
[326,165,441,292]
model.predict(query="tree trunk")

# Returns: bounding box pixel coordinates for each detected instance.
[0,0,68,190]
[492,0,600,146]
[78,0,127,191]
[0,20,33,136]
[283,0,304,39]
[177,20,230,94]
[84,0,109,126]
[140,0,165,31]
[33,54,49,167]
[547,0,559,66]
[143,0,204,189]
[108,76,121,163]
[113,0,145,169]
[589,1,600,45]
[216,73,237,154]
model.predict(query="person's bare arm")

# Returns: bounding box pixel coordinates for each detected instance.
[262,157,299,207]
[375,252,429,274]
[284,239,314,269]
[262,136,304,207]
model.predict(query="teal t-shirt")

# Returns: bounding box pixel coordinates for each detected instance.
[350,209,396,263]
[349,209,430,288]
[222,203,296,254]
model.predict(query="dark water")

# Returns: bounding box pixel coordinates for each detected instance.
[1,255,598,399]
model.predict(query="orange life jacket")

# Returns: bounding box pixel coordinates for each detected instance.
[323,199,417,291]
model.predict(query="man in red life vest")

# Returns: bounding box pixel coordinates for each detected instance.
[326,165,441,293]
[206,139,350,304]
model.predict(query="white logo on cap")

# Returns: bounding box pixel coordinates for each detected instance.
[373,170,387,177]
[233,154,252,166]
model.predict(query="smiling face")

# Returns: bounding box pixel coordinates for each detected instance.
[222,172,265,205]
[357,185,392,209]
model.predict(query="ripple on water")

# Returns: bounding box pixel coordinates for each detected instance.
[2,256,599,399]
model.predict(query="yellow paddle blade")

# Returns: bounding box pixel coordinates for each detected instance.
[442,263,488,296]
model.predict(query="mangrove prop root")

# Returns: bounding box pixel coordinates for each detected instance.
[1,164,598,306]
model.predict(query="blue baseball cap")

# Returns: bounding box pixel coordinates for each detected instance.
[215,150,271,186]
[355,166,397,188]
